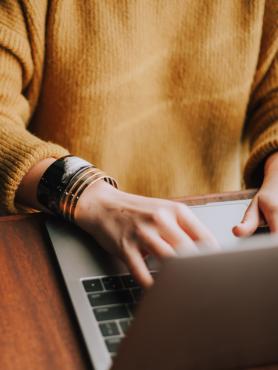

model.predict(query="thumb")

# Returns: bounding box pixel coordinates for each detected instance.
[233,197,260,237]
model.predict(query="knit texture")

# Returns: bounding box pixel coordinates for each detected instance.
[0,0,277,213]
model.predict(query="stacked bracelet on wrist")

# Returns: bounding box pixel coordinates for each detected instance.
[37,155,118,222]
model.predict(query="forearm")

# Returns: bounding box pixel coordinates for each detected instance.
[15,156,112,214]
[15,158,56,211]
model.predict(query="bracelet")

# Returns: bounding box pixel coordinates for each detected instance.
[37,155,118,221]
[61,167,117,222]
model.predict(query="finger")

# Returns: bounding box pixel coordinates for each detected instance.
[156,216,199,253]
[151,208,197,251]
[175,204,220,250]
[263,208,278,233]
[164,226,201,256]
[233,197,260,237]
[138,228,177,259]
[266,214,278,233]
[123,246,153,288]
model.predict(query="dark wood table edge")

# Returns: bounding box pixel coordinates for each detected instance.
[176,188,257,205]
[0,189,258,222]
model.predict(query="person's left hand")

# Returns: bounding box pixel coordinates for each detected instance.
[233,151,278,237]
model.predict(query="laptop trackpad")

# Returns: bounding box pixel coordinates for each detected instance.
[147,200,252,270]
[191,200,251,247]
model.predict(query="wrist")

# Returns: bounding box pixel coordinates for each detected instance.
[74,179,120,228]
[16,157,56,210]
[36,155,118,221]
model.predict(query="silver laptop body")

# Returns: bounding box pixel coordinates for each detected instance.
[45,198,269,370]
[112,233,278,370]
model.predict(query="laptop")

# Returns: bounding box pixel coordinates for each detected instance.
[111,232,278,370]
[45,198,277,370]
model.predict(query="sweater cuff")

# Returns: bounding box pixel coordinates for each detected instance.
[0,127,69,214]
[244,120,278,187]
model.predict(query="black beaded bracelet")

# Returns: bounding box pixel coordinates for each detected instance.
[37,155,92,215]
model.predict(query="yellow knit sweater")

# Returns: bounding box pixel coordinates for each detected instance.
[0,1,277,213]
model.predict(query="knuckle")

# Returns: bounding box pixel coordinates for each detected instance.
[270,198,278,210]
[151,207,169,224]
[260,194,278,213]
[269,204,278,214]
[173,202,189,215]
[169,202,187,217]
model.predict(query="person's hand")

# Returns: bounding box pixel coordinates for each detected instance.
[233,151,278,237]
[75,181,219,288]
[16,157,219,288]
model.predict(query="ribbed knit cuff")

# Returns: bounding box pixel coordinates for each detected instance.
[0,123,69,214]
[244,120,278,187]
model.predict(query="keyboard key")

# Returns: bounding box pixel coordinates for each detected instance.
[99,322,120,337]
[82,279,103,292]
[102,276,123,290]
[105,337,122,353]
[93,305,130,321]
[121,274,139,288]
[88,290,133,307]
[119,319,131,335]
[131,288,143,302]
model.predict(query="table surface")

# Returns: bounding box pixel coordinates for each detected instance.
[0,189,277,370]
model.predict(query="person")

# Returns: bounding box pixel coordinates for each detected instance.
[0,1,277,287]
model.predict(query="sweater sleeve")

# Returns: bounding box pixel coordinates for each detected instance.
[0,2,68,214]
[243,1,278,187]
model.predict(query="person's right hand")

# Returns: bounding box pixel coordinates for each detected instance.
[75,181,219,288]
[16,158,219,288]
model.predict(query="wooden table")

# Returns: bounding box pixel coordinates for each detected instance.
[0,190,277,370]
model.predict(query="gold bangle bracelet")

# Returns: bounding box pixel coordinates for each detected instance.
[59,167,118,222]
[60,167,98,217]
[69,173,117,222]
[67,171,107,221]
[36,155,118,221]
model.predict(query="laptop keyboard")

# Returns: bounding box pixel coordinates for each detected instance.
[82,273,156,356]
